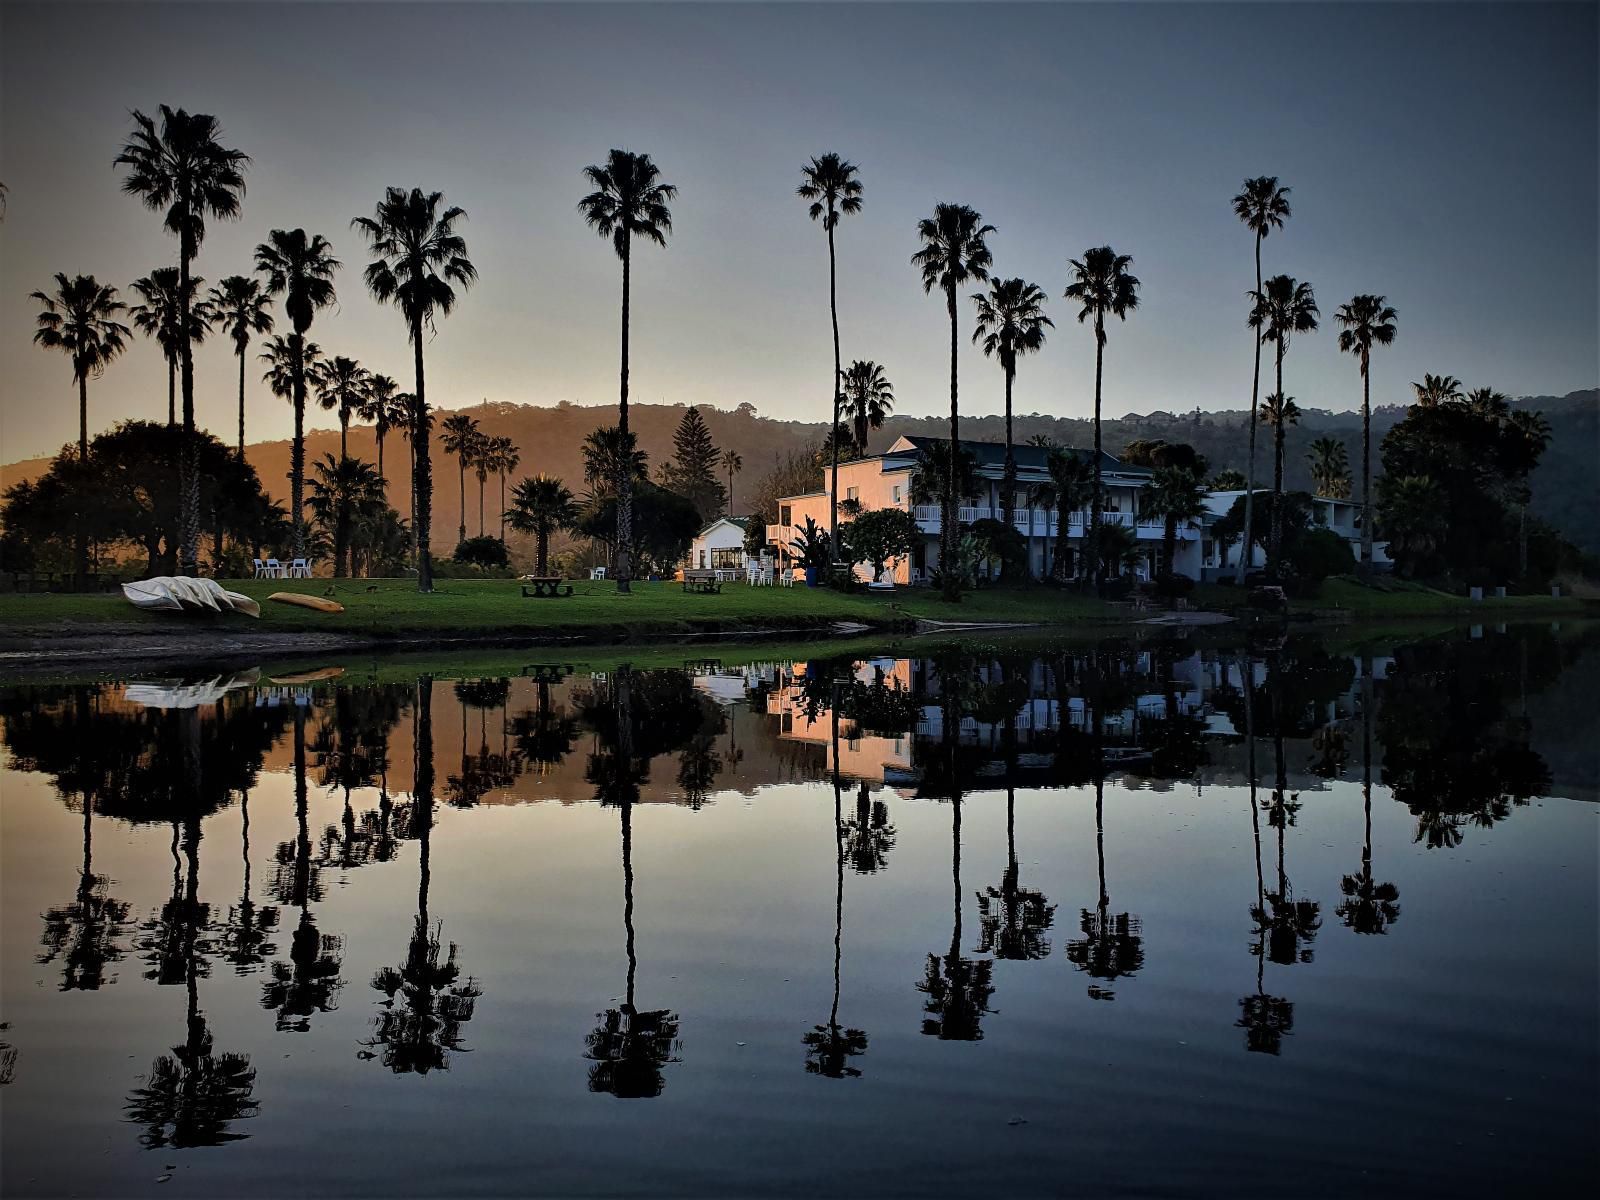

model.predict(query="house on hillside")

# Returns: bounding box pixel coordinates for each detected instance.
[1196,490,1392,580]
[765,435,1199,583]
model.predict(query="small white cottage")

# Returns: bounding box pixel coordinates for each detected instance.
[686,516,755,573]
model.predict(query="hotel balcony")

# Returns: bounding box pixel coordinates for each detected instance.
[909,506,1173,539]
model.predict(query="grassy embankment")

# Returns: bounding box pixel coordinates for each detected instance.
[1191,575,1592,620]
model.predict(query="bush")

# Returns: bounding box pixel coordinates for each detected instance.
[1101,577,1134,600]
[1152,571,1194,600]
[453,536,510,570]
[1284,528,1355,595]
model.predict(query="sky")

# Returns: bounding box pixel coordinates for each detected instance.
[1,1,1596,461]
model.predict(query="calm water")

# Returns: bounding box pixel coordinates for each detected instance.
[2,626,1596,1198]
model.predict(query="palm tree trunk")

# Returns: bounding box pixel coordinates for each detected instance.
[458,457,467,547]
[536,528,549,576]
[1002,363,1017,582]
[1090,316,1105,591]
[1237,231,1264,585]
[478,475,486,538]
[615,243,633,594]
[498,472,507,543]
[414,676,434,927]
[340,409,349,462]
[1270,343,1285,573]
[291,334,306,559]
[74,371,89,588]
[178,236,199,576]
[412,320,434,592]
[828,217,842,563]
[942,285,960,602]
[167,356,176,427]
[1359,353,1373,578]
[237,347,247,457]
[1053,503,1069,583]
[376,428,386,491]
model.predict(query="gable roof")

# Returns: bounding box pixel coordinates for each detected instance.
[694,515,750,538]
[887,435,1152,478]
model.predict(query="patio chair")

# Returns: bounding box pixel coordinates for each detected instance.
[264,558,283,579]
[289,558,310,579]
[252,558,267,578]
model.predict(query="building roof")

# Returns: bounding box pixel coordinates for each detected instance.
[887,435,1152,478]
[694,515,750,537]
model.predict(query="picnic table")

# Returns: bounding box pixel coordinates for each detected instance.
[520,576,573,598]
[682,569,722,595]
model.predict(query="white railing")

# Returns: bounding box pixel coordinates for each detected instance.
[766,524,789,545]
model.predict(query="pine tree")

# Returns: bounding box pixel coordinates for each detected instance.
[659,406,727,521]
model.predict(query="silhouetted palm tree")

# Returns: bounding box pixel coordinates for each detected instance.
[255,229,339,558]
[839,360,894,460]
[218,786,278,974]
[1411,372,1463,407]
[129,267,213,429]
[914,204,994,601]
[1339,670,1400,935]
[207,275,274,456]
[488,436,519,542]
[1064,247,1140,590]
[1143,465,1208,578]
[977,680,1055,960]
[1307,435,1351,500]
[1248,275,1319,571]
[1029,442,1094,583]
[507,475,577,575]
[720,448,743,514]
[353,187,478,592]
[307,453,384,578]
[116,105,248,574]
[973,277,1052,576]
[440,414,481,547]
[579,150,676,595]
[1259,391,1302,566]
[1334,295,1397,576]
[355,373,405,490]
[798,154,864,555]
[311,355,371,462]
[1231,176,1292,584]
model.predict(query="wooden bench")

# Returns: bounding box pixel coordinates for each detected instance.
[682,570,722,595]
[520,576,573,599]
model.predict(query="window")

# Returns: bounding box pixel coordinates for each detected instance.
[711,547,743,569]
[892,485,902,504]
[779,505,791,526]
[846,486,859,503]
[697,550,707,568]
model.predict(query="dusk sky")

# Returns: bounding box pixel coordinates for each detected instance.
[2,1,1595,460]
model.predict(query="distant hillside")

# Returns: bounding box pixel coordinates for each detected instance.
[4,390,1595,556]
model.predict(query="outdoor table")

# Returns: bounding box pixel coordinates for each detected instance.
[682,570,722,595]
[520,576,573,598]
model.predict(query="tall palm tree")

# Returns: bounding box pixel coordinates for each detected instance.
[30,274,129,585]
[579,150,676,595]
[797,154,864,557]
[31,274,129,463]
[1029,443,1094,583]
[1063,246,1140,590]
[839,360,894,456]
[1260,392,1302,566]
[1411,373,1463,407]
[489,436,518,542]
[116,106,249,575]
[1231,177,1292,584]
[1334,295,1397,576]
[255,229,340,558]
[973,277,1052,576]
[352,187,478,593]
[719,449,743,515]
[311,355,371,462]
[1307,436,1351,499]
[307,453,383,578]
[1248,274,1319,573]
[129,268,213,428]
[440,414,481,546]
[506,475,577,576]
[207,276,274,456]
[1144,466,1208,578]
[470,438,493,538]
[913,204,995,601]
[355,373,405,488]
[1507,408,1551,576]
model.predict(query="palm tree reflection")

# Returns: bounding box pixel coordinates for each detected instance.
[977,667,1054,962]
[1338,663,1400,935]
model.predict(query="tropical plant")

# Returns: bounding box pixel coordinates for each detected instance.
[1411,373,1463,407]
[908,440,980,511]
[1064,246,1141,590]
[255,228,340,557]
[207,275,274,455]
[310,355,371,461]
[839,360,894,456]
[352,187,478,593]
[1028,443,1094,583]
[581,425,648,496]
[720,449,743,514]
[1210,468,1247,491]
[797,153,864,557]
[1307,436,1350,499]
[116,106,248,575]
[1095,521,1142,579]
[972,276,1052,574]
[913,204,994,600]
[788,516,834,575]
[128,267,214,427]
[487,436,519,542]
[1144,466,1208,578]
[440,414,482,544]
[1248,275,1319,572]
[579,150,676,594]
[306,453,383,577]
[1335,294,1397,575]
[506,475,577,575]
[1231,176,1292,585]
[355,374,406,488]
[841,507,920,582]
[1260,391,1303,568]
[1376,475,1447,578]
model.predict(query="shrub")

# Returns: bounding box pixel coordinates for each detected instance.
[452,536,511,571]
[1284,527,1355,595]
[1152,571,1194,600]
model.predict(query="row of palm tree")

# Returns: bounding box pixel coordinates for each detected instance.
[439,414,520,544]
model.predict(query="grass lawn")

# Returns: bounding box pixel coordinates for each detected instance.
[1190,575,1592,619]
[0,577,1119,639]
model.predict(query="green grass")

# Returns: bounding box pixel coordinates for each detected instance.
[1190,574,1591,619]
[0,576,1119,639]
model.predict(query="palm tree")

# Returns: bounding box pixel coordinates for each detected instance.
[719,449,743,514]
[1210,468,1248,491]
[1231,177,1292,584]
[1029,444,1093,583]
[355,373,405,489]
[579,150,676,595]
[913,204,995,601]
[1334,295,1397,577]
[1144,466,1208,578]
[1260,392,1302,567]
[973,279,1052,578]
[1507,408,1551,576]
[440,414,481,546]
[1376,475,1446,578]
[307,453,383,578]
[352,187,478,593]
[33,275,130,587]
[129,268,213,428]
[116,106,249,575]
[207,276,274,456]
[506,475,576,576]
[488,436,518,542]
[255,228,340,558]
[1307,436,1351,499]
[1063,246,1141,590]
[839,360,894,456]
[1411,373,1463,407]
[1249,275,1319,571]
[470,438,494,538]
[582,425,649,496]
[797,154,864,558]
[311,355,371,462]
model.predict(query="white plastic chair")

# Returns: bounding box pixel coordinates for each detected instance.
[252,558,266,579]
[590,566,607,581]
[264,558,282,579]
[290,558,309,579]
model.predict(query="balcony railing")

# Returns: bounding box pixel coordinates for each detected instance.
[908,506,1183,538]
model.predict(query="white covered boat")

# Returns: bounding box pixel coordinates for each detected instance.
[121,576,261,618]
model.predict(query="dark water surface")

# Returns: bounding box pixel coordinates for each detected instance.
[2,625,1596,1198]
